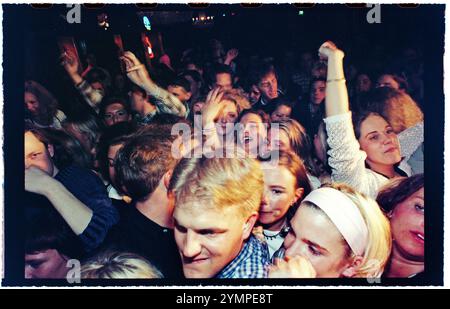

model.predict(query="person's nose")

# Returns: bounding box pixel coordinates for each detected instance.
[182,231,202,258]
[24,265,33,279]
[261,189,270,207]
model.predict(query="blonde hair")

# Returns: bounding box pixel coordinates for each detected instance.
[221,88,251,114]
[383,91,423,133]
[307,183,392,278]
[81,251,163,279]
[171,155,264,219]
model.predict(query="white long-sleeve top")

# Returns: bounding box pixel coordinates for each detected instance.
[324,112,411,199]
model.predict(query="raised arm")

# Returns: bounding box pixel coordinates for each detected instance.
[120,51,187,118]
[61,52,103,113]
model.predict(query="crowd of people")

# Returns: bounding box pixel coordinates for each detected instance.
[24,35,424,280]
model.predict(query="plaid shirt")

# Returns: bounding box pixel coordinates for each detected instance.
[145,81,188,119]
[215,235,270,279]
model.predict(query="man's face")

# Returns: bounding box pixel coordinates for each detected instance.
[214,73,233,91]
[258,72,278,101]
[25,249,69,279]
[103,103,131,127]
[25,131,55,176]
[168,85,192,103]
[173,203,251,278]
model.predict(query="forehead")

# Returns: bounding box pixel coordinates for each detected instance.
[168,85,187,94]
[25,131,46,152]
[275,104,291,113]
[360,114,390,133]
[261,165,295,187]
[220,100,237,113]
[25,92,37,99]
[240,113,261,124]
[260,72,276,83]
[312,81,326,89]
[105,103,126,112]
[174,202,241,228]
[292,205,343,245]
[378,75,395,82]
[216,72,232,82]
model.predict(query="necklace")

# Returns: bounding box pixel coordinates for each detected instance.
[263,222,290,240]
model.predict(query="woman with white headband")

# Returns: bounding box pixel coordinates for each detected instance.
[268,184,391,278]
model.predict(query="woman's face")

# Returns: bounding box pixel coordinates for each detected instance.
[271,105,292,122]
[284,205,353,278]
[259,163,302,230]
[238,113,267,154]
[356,74,372,93]
[358,114,401,169]
[216,100,238,136]
[310,81,326,105]
[25,92,40,115]
[390,187,424,260]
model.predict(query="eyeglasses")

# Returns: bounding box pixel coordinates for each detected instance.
[103,109,128,120]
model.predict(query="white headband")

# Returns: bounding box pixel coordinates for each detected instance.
[302,188,369,256]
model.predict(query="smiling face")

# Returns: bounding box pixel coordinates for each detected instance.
[358,114,401,171]
[173,204,251,278]
[259,163,301,231]
[283,205,353,278]
[390,188,424,260]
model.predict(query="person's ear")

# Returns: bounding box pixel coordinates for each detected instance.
[293,188,305,205]
[387,210,393,219]
[341,255,364,278]
[47,144,55,158]
[242,212,258,240]
[163,169,173,190]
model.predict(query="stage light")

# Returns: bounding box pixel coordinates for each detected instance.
[299,10,304,15]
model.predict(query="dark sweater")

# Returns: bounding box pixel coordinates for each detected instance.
[106,205,183,279]
[55,165,119,252]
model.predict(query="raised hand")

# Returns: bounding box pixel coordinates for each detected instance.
[120,51,152,88]
[202,87,225,126]
[225,48,239,64]
[268,256,317,278]
[60,51,80,77]
[318,41,344,61]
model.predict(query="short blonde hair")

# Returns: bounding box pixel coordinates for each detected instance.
[172,155,264,218]
[307,183,392,278]
[81,251,163,279]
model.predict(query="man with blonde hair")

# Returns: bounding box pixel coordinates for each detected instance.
[170,155,270,278]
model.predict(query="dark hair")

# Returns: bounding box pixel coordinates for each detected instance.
[376,174,424,213]
[265,95,295,117]
[253,62,277,85]
[25,80,59,126]
[237,108,270,125]
[309,77,327,92]
[180,70,203,84]
[130,84,147,99]
[377,73,409,92]
[352,110,386,140]
[41,128,93,170]
[99,96,132,119]
[25,194,84,259]
[97,122,137,181]
[115,133,178,201]
[208,63,234,88]
[168,76,191,93]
